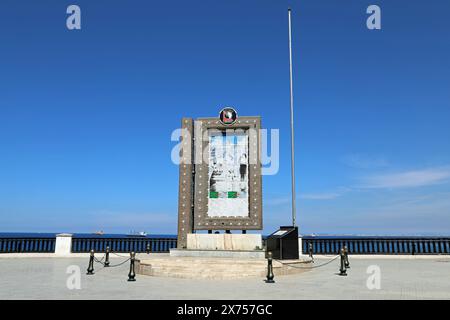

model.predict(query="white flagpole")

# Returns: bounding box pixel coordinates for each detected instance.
[288,8,297,227]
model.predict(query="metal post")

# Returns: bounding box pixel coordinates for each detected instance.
[146,243,151,254]
[339,248,347,276]
[344,246,350,269]
[265,251,275,283]
[288,8,297,228]
[86,249,95,275]
[104,246,110,267]
[128,252,136,282]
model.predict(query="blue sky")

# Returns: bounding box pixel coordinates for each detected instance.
[0,0,449,235]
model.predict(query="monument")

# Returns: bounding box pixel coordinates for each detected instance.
[136,10,302,277]
[175,107,264,256]
[136,107,304,277]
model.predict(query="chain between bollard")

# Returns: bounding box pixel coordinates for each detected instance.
[94,250,131,268]
[110,250,130,258]
[94,255,105,264]
[276,254,339,269]
[86,249,134,278]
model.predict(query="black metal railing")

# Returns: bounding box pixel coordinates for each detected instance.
[302,236,450,255]
[0,235,177,254]
[71,237,177,253]
[3,234,449,255]
[0,238,56,253]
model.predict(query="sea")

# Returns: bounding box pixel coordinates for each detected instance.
[0,232,448,239]
[0,232,177,239]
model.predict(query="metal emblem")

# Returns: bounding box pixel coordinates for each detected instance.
[219,107,237,125]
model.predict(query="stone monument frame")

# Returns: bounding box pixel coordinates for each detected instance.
[193,116,262,231]
[177,114,262,248]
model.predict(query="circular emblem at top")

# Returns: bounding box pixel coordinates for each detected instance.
[219,107,237,125]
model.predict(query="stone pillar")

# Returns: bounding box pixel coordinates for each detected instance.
[177,118,194,249]
[55,233,73,256]
[298,237,303,256]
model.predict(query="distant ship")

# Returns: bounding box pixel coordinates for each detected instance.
[93,230,104,235]
[127,231,148,237]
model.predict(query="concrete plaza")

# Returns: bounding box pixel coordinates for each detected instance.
[0,254,449,299]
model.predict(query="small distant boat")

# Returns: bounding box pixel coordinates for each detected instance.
[127,231,147,237]
[94,230,104,235]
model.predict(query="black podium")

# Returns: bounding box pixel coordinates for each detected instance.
[266,226,299,260]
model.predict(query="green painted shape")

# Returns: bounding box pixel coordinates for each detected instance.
[227,191,238,198]
[209,191,219,198]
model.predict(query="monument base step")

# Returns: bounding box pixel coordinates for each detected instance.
[136,257,311,279]
[169,248,265,259]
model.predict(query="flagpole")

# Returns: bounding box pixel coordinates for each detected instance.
[288,8,297,227]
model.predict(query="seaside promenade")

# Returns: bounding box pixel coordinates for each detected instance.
[1,254,449,299]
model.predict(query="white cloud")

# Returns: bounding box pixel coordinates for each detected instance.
[297,191,450,235]
[341,154,389,169]
[360,167,450,189]
[265,197,290,206]
[300,186,350,200]
[300,192,342,200]
[266,189,347,204]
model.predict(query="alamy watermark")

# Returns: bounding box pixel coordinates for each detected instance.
[66,265,81,290]
[366,265,381,290]
[65,5,380,31]
[367,5,381,30]
[171,124,279,175]
[66,5,81,30]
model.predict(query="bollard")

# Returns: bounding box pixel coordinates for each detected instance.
[344,245,350,269]
[265,251,275,283]
[86,249,95,275]
[104,246,110,267]
[146,243,151,254]
[339,248,347,276]
[309,243,314,262]
[128,252,136,282]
